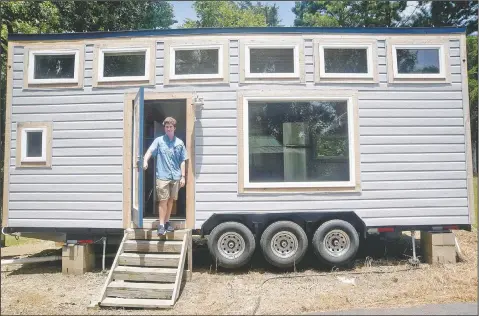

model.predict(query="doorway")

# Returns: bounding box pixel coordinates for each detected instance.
[123,92,195,229]
[143,100,187,219]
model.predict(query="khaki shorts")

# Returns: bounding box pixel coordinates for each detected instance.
[156,179,180,201]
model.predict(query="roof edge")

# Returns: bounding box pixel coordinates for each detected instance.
[8,26,467,41]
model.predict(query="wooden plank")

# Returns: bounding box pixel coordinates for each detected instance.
[113,266,177,283]
[99,233,127,303]
[126,229,187,241]
[118,253,180,267]
[123,240,183,253]
[106,281,174,299]
[171,231,189,303]
[101,297,172,309]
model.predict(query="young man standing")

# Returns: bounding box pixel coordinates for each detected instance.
[143,117,188,235]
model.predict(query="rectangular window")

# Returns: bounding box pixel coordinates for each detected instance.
[243,97,356,189]
[170,45,223,80]
[98,48,150,82]
[245,45,299,79]
[319,44,373,78]
[392,45,445,79]
[28,50,79,84]
[20,127,47,163]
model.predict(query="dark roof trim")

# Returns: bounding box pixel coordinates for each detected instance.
[8,27,466,41]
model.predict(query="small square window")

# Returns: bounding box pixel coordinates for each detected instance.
[245,45,299,78]
[392,45,445,79]
[98,48,150,82]
[319,44,373,79]
[170,46,223,80]
[28,50,79,84]
[16,122,52,168]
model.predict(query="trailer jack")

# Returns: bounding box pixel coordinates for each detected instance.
[408,230,420,267]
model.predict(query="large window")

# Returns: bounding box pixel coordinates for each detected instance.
[28,50,79,84]
[169,45,223,80]
[392,44,445,79]
[242,97,356,189]
[245,45,299,79]
[319,44,373,79]
[98,48,150,82]
[16,122,52,168]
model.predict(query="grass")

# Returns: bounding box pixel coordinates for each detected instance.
[4,235,41,247]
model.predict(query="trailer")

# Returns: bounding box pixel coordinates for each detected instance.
[2,26,474,307]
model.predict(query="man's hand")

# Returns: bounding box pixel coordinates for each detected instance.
[143,161,148,170]
[180,176,185,188]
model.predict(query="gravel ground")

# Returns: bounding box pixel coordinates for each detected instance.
[1,230,477,315]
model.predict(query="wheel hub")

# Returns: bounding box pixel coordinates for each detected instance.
[270,231,298,259]
[218,232,245,259]
[323,229,350,257]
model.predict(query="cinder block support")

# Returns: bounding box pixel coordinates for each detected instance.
[420,231,457,264]
[62,244,96,275]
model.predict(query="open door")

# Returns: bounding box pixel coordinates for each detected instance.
[131,87,145,228]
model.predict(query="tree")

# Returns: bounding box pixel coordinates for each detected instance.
[406,1,478,35]
[292,0,408,27]
[467,36,478,174]
[0,0,176,224]
[181,1,275,28]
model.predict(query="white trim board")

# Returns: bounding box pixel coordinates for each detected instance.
[97,47,150,82]
[169,45,224,80]
[28,49,79,84]
[244,44,300,79]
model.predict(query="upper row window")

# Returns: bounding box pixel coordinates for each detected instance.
[24,40,449,87]
[28,50,79,84]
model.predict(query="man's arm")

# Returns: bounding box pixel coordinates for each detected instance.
[143,149,152,170]
[179,160,186,187]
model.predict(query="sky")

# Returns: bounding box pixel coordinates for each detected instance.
[171,1,297,28]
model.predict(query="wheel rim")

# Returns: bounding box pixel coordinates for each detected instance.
[217,232,245,259]
[270,231,298,259]
[323,229,350,257]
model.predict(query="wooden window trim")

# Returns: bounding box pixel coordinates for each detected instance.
[314,38,379,84]
[239,38,304,84]
[92,41,156,88]
[163,40,229,85]
[387,37,451,84]
[244,44,300,79]
[23,45,85,89]
[237,89,361,194]
[16,122,53,168]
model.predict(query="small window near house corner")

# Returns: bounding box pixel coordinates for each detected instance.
[319,44,373,78]
[28,50,79,84]
[98,48,150,82]
[246,45,299,78]
[170,46,223,80]
[21,128,46,162]
[243,98,355,189]
[392,45,445,79]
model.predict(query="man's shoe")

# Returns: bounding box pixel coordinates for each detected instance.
[157,224,166,236]
[165,222,175,232]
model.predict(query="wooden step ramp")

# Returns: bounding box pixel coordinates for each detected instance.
[96,228,192,309]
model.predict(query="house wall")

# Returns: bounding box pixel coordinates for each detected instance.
[5,32,471,230]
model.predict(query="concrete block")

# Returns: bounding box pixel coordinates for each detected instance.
[421,231,457,265]
[62,244,96,275]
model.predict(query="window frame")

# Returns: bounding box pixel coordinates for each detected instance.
[97,47,151,82]
[27,49,80,84]
[21,127,47,162]
[16,122,53,168]
[318,43,374,79]
[241,95,357,190]
[391,44,446,79]
[244,44,300,79]
[169,45,224,80]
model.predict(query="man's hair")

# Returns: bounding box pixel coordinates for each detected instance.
[163,117,177,127]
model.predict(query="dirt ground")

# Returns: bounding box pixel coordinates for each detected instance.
[1,230,477,315]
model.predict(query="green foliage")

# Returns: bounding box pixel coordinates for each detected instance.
[467,36,478,174]
[292,0,408,27]
[407,1,478,35]
[181,1,278,28]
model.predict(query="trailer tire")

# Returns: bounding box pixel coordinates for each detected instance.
[260,221,308,269]
[207,222,256,269]
[312,219,359,266]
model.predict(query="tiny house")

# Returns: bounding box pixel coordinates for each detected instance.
[2,27,475,271]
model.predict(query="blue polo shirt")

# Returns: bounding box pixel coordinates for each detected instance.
[148,135,188,181]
